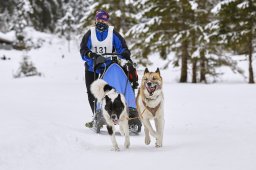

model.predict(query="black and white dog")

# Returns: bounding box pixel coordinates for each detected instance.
[90,79,130,151]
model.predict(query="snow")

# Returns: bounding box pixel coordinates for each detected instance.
[189,0,198,10]
[115,10,121,17]
[1,31,256,170]
[211,0,236,14]
[237,1,249,9]
[23,0,33,13]
[0,31,15,42]
[205,21,220,31]
[191,48,200,58]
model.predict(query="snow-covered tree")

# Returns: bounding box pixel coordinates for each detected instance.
[12,0,33,49]
[173,0,195,83]
[56,8,75,52]
[127,0,180,66]
[216,0,256,83]
[59,0,92,36]
[79,0,136,34]
[66,0,92,25]
[28,0,63,32]
[56,8,75,36]
[187,0,220,83]
[0,0,63,33]
[0,0,16,32]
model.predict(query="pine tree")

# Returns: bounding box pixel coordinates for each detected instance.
[80,0,137,34]
[56,8,75,35]
[127,0,180,65]
[69,0,92,24]
[61,0,92,25]
[171,0,194,83]
[0,0,16,32]
[29,0,63,32]
[56,7,75,52]
[0,0,63,33]
[217,0,256,83]
[189,0,218,83]
[12,0,33,49]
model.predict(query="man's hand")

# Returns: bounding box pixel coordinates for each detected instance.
[87,51,100,59]
[94,55,106,71]
[121,50,131,61]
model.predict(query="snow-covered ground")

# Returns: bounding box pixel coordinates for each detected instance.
[0,32,256,170]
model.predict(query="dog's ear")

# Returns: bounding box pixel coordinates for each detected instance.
[116,94,122,103]
[105,95,111,103]
[144,68,149,74]
[114,94,125,110]
[155,68,160,75]
[104,95,112,112]
[117,94,121,99]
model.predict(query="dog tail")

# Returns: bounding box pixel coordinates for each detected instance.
[90,79,113,101]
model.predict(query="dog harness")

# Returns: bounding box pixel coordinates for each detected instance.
[142,99,161,117]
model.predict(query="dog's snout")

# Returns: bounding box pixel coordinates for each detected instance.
[147,82,152,86]
[111,114,117,120]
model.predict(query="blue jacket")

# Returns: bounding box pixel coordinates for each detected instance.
[80,27,130,73]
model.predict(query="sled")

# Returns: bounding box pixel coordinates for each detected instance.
[90,53,142,134]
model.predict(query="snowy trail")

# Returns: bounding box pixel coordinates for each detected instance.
[1,77,256,170]
[1,37,256,170]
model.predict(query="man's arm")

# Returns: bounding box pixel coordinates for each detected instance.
[113,29,131,60]
[80,30,92,61]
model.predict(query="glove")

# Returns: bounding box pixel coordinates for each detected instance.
[94,55,106,71]
[121,50,131,60]
[87,51,99,59]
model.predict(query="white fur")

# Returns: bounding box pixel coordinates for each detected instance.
[90,79,108,101]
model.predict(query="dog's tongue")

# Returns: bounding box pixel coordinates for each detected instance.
[147,86,156,93]
[150,86,156,92]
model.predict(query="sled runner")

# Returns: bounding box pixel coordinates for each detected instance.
[89,53,142,134]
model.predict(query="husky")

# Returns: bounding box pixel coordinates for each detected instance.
[136,68,164,147]
[90,79,130,151]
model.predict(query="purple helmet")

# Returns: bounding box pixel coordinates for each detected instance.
[96,10,109,22]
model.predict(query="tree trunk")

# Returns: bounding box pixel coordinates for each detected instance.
[247,0,254,83]
[200,50,207,83]
[191,13,197,83]
[192,58,197,83]
[180,40,188,83]
[248,36,254,84]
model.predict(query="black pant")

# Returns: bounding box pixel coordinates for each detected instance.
[85,63,98,115]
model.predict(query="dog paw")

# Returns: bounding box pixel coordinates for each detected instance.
[112,146,120,151]
[145,136,151,145]
[155,144,162,148]
[155,141,162,148]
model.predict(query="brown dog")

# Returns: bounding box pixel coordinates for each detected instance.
[136,68,164,147]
